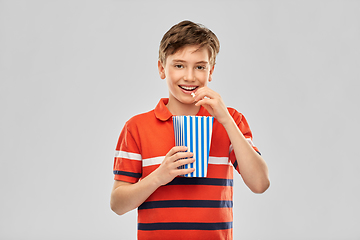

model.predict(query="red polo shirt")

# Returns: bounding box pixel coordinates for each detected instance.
[113,98,260,240]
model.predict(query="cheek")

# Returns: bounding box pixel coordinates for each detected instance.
[166,78,178,91]
[168,71,184,84]
[198,72,211,83]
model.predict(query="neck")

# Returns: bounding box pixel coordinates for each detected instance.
[166,98,200,116]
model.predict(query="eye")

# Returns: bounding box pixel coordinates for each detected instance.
[174,64,184,69]
[196,66,206,70]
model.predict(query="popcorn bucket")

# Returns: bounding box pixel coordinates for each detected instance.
[173,116,214,177]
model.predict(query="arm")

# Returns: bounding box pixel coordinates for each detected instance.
[194,87,270,193]
[110,146,195,215]
[221,117,270,193]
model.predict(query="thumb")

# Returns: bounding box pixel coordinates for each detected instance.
[201,104,214,117]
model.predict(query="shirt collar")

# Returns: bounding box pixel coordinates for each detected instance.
[154,98,210,121]
[154,98,172,121]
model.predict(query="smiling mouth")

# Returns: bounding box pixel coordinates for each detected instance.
[179,85,198,91]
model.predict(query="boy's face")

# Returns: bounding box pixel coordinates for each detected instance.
[158,45,214,107]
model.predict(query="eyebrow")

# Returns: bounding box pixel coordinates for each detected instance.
[172,59,209,64]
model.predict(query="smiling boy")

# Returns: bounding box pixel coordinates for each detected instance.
[111,20,270,240]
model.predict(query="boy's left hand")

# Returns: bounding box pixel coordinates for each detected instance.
[193,86,232,126]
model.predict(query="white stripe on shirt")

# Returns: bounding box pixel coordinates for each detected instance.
[246,138,255,147]
[229,145,234,154]
[115,151,142,161]
[209,157,231,165]
[229,138,255,154]
[141,156,231,167]
[142,156,164,167]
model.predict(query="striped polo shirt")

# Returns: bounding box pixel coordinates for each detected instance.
[113,98,260,240]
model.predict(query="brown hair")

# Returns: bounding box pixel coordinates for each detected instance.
[159,20,220,66]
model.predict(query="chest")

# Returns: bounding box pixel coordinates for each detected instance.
[137,119,231,160]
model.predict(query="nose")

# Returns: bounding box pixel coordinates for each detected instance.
[184,68,195,81]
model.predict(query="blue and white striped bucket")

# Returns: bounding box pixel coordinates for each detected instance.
[173,116,214,177]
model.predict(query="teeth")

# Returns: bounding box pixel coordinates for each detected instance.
[181,86,197,91]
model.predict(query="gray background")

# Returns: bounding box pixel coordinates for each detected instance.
[1,0,359,239]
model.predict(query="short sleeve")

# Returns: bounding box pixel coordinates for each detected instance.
[228,109,260,173]
[113,122,142,183]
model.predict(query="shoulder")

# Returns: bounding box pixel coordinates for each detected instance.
[226,107,255,134]
[227,107,244,122]
[125,109,155,127]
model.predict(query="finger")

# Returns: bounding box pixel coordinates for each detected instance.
[175,158,196,168]
[166,146,188,157]
[194,98,215,108]
[176,167,195,176]
[195,103,215,117]
[194,87,218,101]
[171,151,194,162]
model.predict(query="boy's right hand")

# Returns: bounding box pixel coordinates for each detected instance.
[153,146,195,186]
[111,146,194,215]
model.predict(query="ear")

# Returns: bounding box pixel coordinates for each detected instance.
[158,60,166,79]
[208,65,215,82]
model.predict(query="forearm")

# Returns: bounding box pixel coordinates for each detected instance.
[111,147,195,215]
[110,173,161,215]
[223,118,270,193]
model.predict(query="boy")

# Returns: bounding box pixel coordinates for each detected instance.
[111,20,270,240]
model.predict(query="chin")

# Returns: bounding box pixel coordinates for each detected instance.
[180,97,195,105]
[172,97,192,105]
